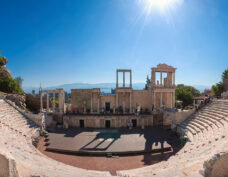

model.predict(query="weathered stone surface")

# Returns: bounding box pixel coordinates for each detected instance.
[203,152,228,177]
[1,99,228,177]
[0,66,12,78]
[0,153,19,177]
[0,153,9,177]
[6,94,26,110]
[0,99,112,177]
[0,56,11,78]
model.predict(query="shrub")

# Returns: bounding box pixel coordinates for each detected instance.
[211,82,224,97]
[0,76,24,94]
[25,94,40,112]
[175,88,193,107]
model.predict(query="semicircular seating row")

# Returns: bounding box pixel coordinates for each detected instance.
[1,98,228,177]
[0,99,112,177]
[117,100,228,177]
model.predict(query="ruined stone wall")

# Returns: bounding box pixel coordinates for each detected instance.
[100,95,115,110]
[155,92,161,109]
[5,94,26,110]
[71,89,92,112]
[92,92,99,112]
[63,115,154,128]
[154,91,174,109]
[117,92,130,111]
[164,108,195,128]
[132,90,151,111]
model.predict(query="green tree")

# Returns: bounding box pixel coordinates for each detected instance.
[222,68,228,81]
[175,87,193,107]
[15,77,24,87]
[211,68,228,97]
[144,75,151,90]
[211,82,224,97]
[0,77,24,94]
[0,52,24,95]
[176,84,201,97]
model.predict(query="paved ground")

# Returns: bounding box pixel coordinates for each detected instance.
[45,127,176,154]
[38,127,181,175]
[38,136,179,176]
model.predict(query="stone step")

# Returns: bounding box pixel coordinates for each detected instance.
[200,110,228,118]
[197,115,224,126]
[189,115,218,128]
[199,113,228,124]
[179,124,197,136]
[185,118,209,131]
[182,122,203,133]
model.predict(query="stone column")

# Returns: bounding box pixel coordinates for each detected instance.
[116,93,118,113]
[123,72,125,87]
[168,72,172,86]
[123,101,125,114]
[53,92,56,112]
[116,70,118,88]
[58,92,60,112]
[90,94,93,113]
[173,72,175,86]
[130,71,132,88]
[173,91,175,108]
[153,92,156,109]
[151,71,155,86]
[46,92,49,112]
[62,92,65,113]
[160,92,163,108]
[166,92,169,108]
[40,92,43,112]
[83,101,86,113]
[60,92,64,113]
[97,98,100,113]
[160,72,163,86]
[130,92,132,113]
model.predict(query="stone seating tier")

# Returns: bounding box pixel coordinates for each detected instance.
[117,100,228,176]
[1,99,228,177]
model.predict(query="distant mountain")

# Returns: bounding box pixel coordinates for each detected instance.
[193,85,211,93]
[23,83,211,94]
[23,82,146,94]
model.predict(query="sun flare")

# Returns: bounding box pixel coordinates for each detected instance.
[139,0,183,15]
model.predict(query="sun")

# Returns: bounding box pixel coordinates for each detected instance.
[139,0,183,15]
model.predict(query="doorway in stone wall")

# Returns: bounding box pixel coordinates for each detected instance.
[132,119,137,127]
[105,102,110,112]
[79,120,85,128]
[105,120,111,128]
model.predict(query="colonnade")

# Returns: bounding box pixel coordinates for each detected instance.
[116,69,132,114]
[40,89,65,113]
[153,91,175,110]
[115,91,132,114]
[116,69,132,88]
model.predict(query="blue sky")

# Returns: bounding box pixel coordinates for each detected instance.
[0,0,228,88]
